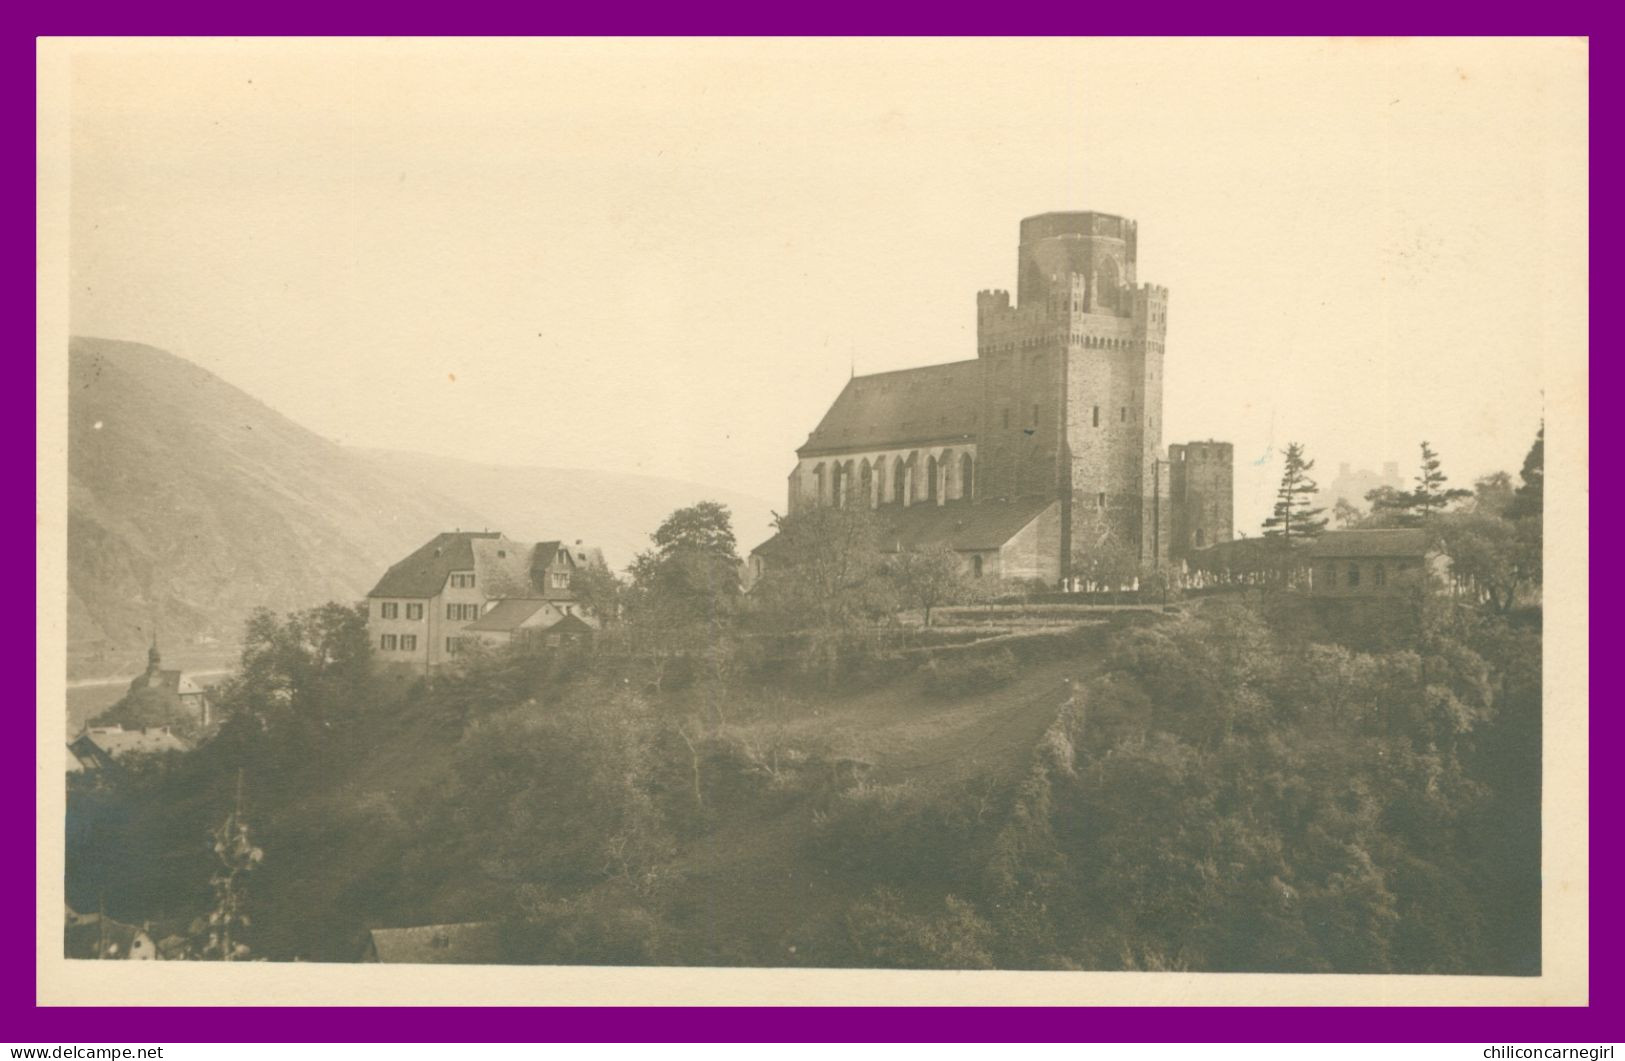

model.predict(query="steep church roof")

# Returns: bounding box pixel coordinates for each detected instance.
[798,360,980,456]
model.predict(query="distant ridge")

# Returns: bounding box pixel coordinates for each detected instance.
[346,448,776,573]
[65,338,773,652]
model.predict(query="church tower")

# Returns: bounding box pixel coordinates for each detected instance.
[976,211,1170,577]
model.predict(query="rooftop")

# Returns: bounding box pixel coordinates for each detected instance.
[798,360,980,456]
[1308,528,1435,558]
[366,922,506,964]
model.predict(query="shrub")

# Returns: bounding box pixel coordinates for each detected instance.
[844,888,995,969]
[921,648,1016,698]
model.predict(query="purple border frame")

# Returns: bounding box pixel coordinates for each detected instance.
[15,24,1599,1041]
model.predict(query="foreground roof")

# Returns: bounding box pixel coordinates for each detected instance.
[798,360,981,456]
[73,726,192,759]
[1308,528,1434,558]
[463,598,550,633]
[367,922,506,964]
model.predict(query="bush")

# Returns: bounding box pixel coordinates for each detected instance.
[844,888,995,969]
[921,648,1016,698]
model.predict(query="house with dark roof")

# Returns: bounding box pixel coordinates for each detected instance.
[1308,529,1446,599]
[68,725,193,773]
[752,211,1233,586]
[367,531,602,671]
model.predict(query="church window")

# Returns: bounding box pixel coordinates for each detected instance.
[401,635,417,651]
[1097,492,1106,508]
[961,454,974,499]
[927,456,939,502]
[973,555,984,578]
[1195,528,1205,547]
[379,602,399,619]
[1092,406,1100,427]
[1374,564,1387,587]
[1347,563,1362,588]
[893,459,907,503]
[1324,565,1336,588]
[406,603,423,621]
[380,634,398,651]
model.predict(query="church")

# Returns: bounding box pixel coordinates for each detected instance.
[750,211,1233,587]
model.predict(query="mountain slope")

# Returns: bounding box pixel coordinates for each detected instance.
[346,450,778,573]
[67,338,495,652]
[65,338,778,656]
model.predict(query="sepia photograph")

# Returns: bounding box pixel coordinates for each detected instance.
[36,36,1587,1005]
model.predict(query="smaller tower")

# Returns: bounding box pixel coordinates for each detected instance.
[1168,441,1234,560]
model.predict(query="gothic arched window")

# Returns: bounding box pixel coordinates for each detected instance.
[961,453,974,500]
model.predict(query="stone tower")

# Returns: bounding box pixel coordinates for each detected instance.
[975,211,1170,576]
[1168,440,1235,559]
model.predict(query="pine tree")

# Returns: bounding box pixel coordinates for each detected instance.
[1507,423,1544,521]
[1260,442,1328,545]
[1412,440,1471,518]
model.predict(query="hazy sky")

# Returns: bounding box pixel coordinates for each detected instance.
[67,38,1586,538]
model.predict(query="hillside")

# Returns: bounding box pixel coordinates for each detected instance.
[346,449,777,573]
[63,338,775,659]
[66,338,493,655]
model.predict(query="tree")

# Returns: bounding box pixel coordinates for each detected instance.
[649,500,740,561]
[754,505,894,684]
[570,560,624,625]
[1412,441,1472,518]
[628,502,741,620]
[1332,497,1365,529]
[1506,424,1544,522]
[212,602,372,732]
[1364,486,1415,527]
[1470,472,1515,517]
[1260,442,1327,546]
[195,769,263,961]
[622,503,743,689]
[1437,510,1540,613]
[887,543,972,627]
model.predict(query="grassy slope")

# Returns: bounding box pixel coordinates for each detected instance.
[653,653,1097,964]
[225,623,1130,963]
